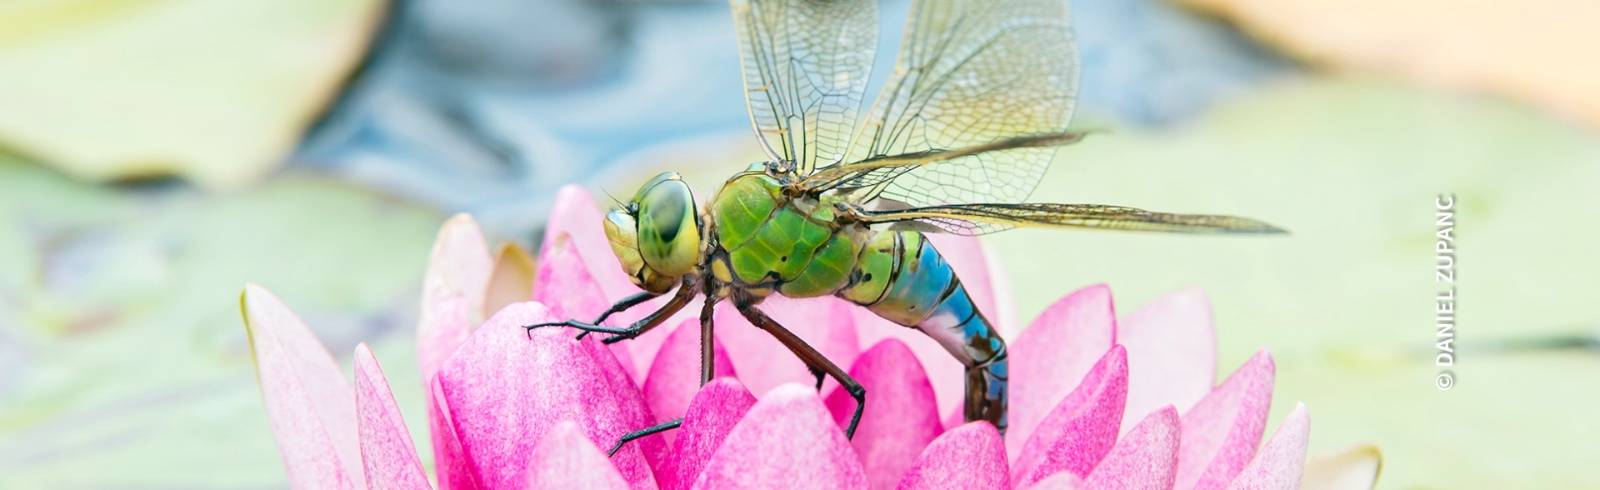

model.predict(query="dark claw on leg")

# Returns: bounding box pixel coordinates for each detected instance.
[522,320,568,339]
[607,418,683,457]
[523,320,637,341]
[810,367,825,391]
[525,282,696,343]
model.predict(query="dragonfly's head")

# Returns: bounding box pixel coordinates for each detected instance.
[604,171,703,294]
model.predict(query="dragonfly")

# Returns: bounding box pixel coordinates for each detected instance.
[528,0,1284,455]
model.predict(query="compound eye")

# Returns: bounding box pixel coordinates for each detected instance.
[635,176,701,277]
[631,171,681,204]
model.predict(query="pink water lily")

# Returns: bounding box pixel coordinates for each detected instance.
[241,186,1379,489]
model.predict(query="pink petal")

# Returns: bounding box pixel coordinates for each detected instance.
[691,384,868,490]
[540,185,666,377]
[1176,350,1276,490]
[972,237,1019,332]
[533,232,614,323]
[942,405,964,433]
[1082,406,1180,490]
[644,318,738,437]
[713,296,860,397]
[1027,473,1084,490]
[1226,403,1310,490]
[1012,346,1129,488]
[533,234,642,378]
[416,216,494,490]
[895,422,1009,490]
[850,310,965,427]
[428,377,480,490]
[1300,445,1382,490]
[1118,288,1216,430]
[855,234,1009,420]
[524,422,631,490]
[435,302,660,490]
[584,324,672,472]
[608,295,697,381]
[417,214,493,387]
[657,378,759,490]
[354,344,430,490]
[541,185,637,300]
[824,339,942,490]
[536,218,696,381]
[1008,284,1118,457]
[241,284,362,489]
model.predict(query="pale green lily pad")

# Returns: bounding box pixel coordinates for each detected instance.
[983,78,1600,489]
[0,154,440,487]
[0,0,384,189]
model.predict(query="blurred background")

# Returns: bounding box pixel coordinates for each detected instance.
[1,0,1596,487]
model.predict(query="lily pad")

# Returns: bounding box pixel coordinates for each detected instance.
[984,78,1600,488]
[0,154,440,487]
[0,0,385,189]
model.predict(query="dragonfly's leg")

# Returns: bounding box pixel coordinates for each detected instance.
[598,285,696,343]
[605,297,714,458]
[606,418,682,457]
[604,296,707,457]
[735,302,866,438]
[524,283,695,342]
[576,291,660,340]
[699,296,718,385]
[809,368,825,391]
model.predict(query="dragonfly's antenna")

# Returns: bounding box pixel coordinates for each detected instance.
[600,186,625,208]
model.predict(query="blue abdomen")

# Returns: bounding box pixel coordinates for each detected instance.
[837,230,1009,431]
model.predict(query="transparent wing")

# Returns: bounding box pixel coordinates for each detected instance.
[853,203,1287,236]
[731,0,877,175]
[835,0,1078,206]
[793,131,1087,193]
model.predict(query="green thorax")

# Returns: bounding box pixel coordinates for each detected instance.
[708,167,864,298]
